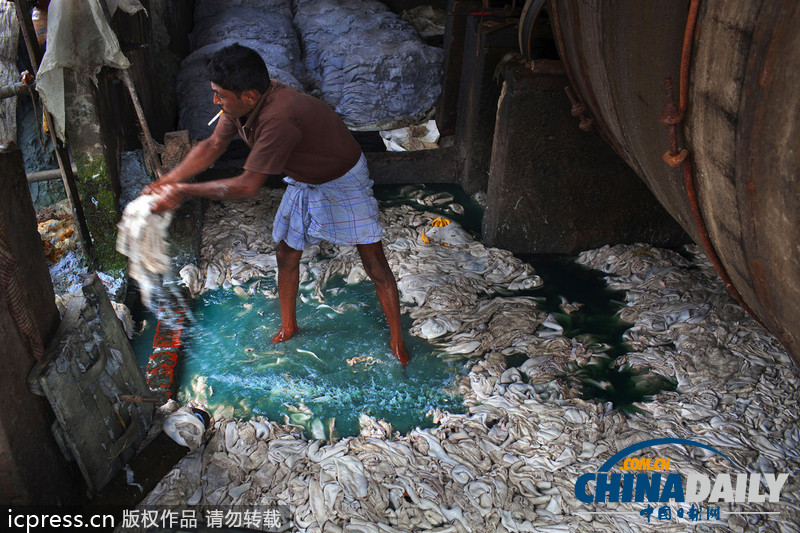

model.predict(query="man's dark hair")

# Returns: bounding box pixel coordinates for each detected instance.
[206,44,271,95]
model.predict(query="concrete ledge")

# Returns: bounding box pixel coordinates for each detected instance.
[366,148,458,185]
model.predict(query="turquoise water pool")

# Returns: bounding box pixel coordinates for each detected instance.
[179,273,465,438]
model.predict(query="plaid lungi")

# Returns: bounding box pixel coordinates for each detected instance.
[272,154,383,250]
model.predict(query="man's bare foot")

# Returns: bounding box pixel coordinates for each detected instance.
[272,325,298,343]
[392,339,410,367]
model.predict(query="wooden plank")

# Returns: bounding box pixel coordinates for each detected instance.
[31,276,155,495]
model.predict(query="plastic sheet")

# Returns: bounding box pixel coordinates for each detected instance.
[35,0,145,140]
[380,119,440,151]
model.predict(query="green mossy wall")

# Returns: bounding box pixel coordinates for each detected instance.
[74,154,126,273]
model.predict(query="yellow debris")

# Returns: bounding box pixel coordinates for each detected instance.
[631,249,655,258]
[432,217,451,227]
[37,217,78,263]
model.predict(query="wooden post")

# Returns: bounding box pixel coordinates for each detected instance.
[0,143,81,505]
[118,69,164,177]
[12,0,42,69]
[13,0,96,267]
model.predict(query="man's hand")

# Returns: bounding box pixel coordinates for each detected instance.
[141,180,165,196]
[150,183,185,213]
[141,170,179,196]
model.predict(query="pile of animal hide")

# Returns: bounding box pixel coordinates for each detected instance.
[293,0,443,130]
[128,188,800,533]
[116,194,173,309]
[178,0,302,139]
[177,0,442,138]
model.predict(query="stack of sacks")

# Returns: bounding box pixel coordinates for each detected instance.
[177,0,303,139]
[293,0,443,131]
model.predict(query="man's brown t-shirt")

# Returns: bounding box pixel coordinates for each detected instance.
[212,81,362,184]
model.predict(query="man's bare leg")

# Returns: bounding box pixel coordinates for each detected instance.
[272,240,302,343]
[357,241,410,367]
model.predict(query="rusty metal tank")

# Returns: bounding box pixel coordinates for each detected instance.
[541,0,800,364]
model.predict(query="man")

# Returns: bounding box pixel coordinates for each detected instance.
[145,44,410,366]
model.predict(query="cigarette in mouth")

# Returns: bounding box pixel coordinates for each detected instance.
[208,109,223,126]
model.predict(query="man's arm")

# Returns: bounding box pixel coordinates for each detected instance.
[142,134,231,195]
[151,169,273,213]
